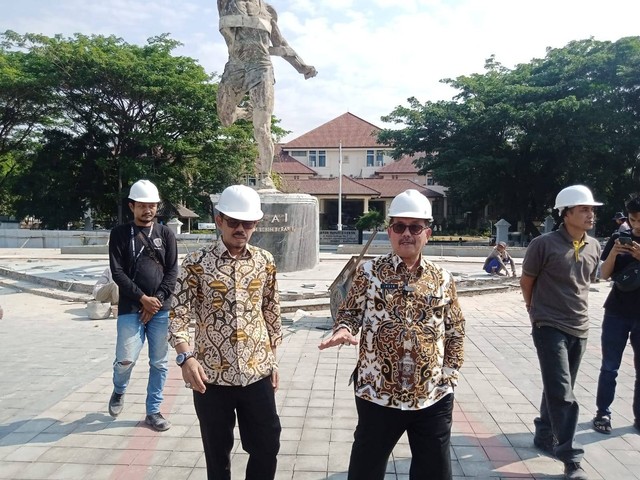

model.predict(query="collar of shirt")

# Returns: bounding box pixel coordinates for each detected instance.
[213,237,254,260]
[557,223,590,245]
[391,253,426,276]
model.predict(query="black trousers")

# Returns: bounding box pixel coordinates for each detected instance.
[532,326,586,464]
[348,393,454,480]
[193,376,281,480]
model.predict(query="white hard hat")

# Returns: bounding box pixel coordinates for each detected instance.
[128,179,160,203]
[554,185,602,213]
[216,185,264,221]
[388,189,433,220]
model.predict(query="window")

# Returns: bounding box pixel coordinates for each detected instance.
[291,151,307,157]
[308,150,326,167]
[366,150,374,167]
[318,150,326,167]
[376,150,384,166]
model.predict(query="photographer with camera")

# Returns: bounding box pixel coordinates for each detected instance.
[592,196,640,435]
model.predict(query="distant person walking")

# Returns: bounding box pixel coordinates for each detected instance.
[592,196,640,434]
[169,185,282,479]
[108,179,178,432]
[319,189,465,480]
[520,185,602,480]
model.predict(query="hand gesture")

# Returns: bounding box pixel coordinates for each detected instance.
[318,327,358,350]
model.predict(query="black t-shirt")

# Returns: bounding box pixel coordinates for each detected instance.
[109,222,179,314]
[602,230,640,317]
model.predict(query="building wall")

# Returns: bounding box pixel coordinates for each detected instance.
[284,148,395,178]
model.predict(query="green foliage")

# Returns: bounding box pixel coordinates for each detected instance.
[0,31,259,227]
[379,38,640,236]
[355,209,385,231]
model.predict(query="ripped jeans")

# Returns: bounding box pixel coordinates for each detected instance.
[112,311,169,415]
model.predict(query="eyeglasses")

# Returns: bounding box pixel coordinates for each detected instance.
[225,218,258,230]
[390,223,428,235]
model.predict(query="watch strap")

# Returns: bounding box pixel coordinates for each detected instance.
[176,351,195,366]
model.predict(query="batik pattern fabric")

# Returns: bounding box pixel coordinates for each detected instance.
[336,253,465,410]
[169,239,282,387]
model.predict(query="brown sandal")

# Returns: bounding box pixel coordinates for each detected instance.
[593,414,612,434]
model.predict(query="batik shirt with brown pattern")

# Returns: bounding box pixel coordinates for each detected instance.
[169,239,282,386]
[336,253,465,410]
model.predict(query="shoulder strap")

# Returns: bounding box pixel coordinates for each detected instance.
[136,229,165,268]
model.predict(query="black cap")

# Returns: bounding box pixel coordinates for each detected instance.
[612,212,627,220]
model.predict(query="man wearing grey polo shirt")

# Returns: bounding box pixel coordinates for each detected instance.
[520,185,602,480]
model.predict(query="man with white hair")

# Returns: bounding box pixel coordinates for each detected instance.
[520,185,602,480]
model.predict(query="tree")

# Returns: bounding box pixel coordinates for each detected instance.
[379,37,640,236]
[0,32,58,214]
[2,32,257,226]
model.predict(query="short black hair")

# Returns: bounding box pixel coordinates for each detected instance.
[626,196,640,214]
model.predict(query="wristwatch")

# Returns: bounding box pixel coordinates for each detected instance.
[176,351,196,367]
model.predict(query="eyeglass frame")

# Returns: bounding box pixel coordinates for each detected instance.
[221,214,258,230]
[388,222,430,235]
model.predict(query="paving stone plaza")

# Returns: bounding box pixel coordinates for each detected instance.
[0,250,639,479]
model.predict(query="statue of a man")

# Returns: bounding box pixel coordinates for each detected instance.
[217,0,317,189]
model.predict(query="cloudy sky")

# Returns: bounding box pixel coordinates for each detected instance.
[3,0,639,141]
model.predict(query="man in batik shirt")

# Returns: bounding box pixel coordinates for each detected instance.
[169,185,282,480]
[319,189,465,480]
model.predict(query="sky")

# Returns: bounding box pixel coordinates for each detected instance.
[3,0,640,142]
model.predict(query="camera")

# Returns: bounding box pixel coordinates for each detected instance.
[618,236,633,245]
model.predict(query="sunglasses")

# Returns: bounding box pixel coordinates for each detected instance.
[225,218,258,230]
[390,223,428,235]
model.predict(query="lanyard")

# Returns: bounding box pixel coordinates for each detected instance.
[131,223,154,262]
[572,239,585,262]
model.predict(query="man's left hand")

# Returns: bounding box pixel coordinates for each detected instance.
[271,369,279,392]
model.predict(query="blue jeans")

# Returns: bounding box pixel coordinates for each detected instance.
[532,325,586,464]
[596,311,640,421]
[484,258,502,274]
[112,311,169,415]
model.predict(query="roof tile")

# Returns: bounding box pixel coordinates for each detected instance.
[283,112,385,149]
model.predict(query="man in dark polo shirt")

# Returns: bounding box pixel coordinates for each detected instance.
[520,185,602,480]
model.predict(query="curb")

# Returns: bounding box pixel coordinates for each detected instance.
[0,271,522,310]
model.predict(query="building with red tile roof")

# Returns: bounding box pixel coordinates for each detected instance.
[273,112,457,229]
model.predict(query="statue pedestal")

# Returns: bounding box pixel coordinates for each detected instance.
[211,190,319,273]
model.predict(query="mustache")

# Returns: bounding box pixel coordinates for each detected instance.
[233,233,247,239]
